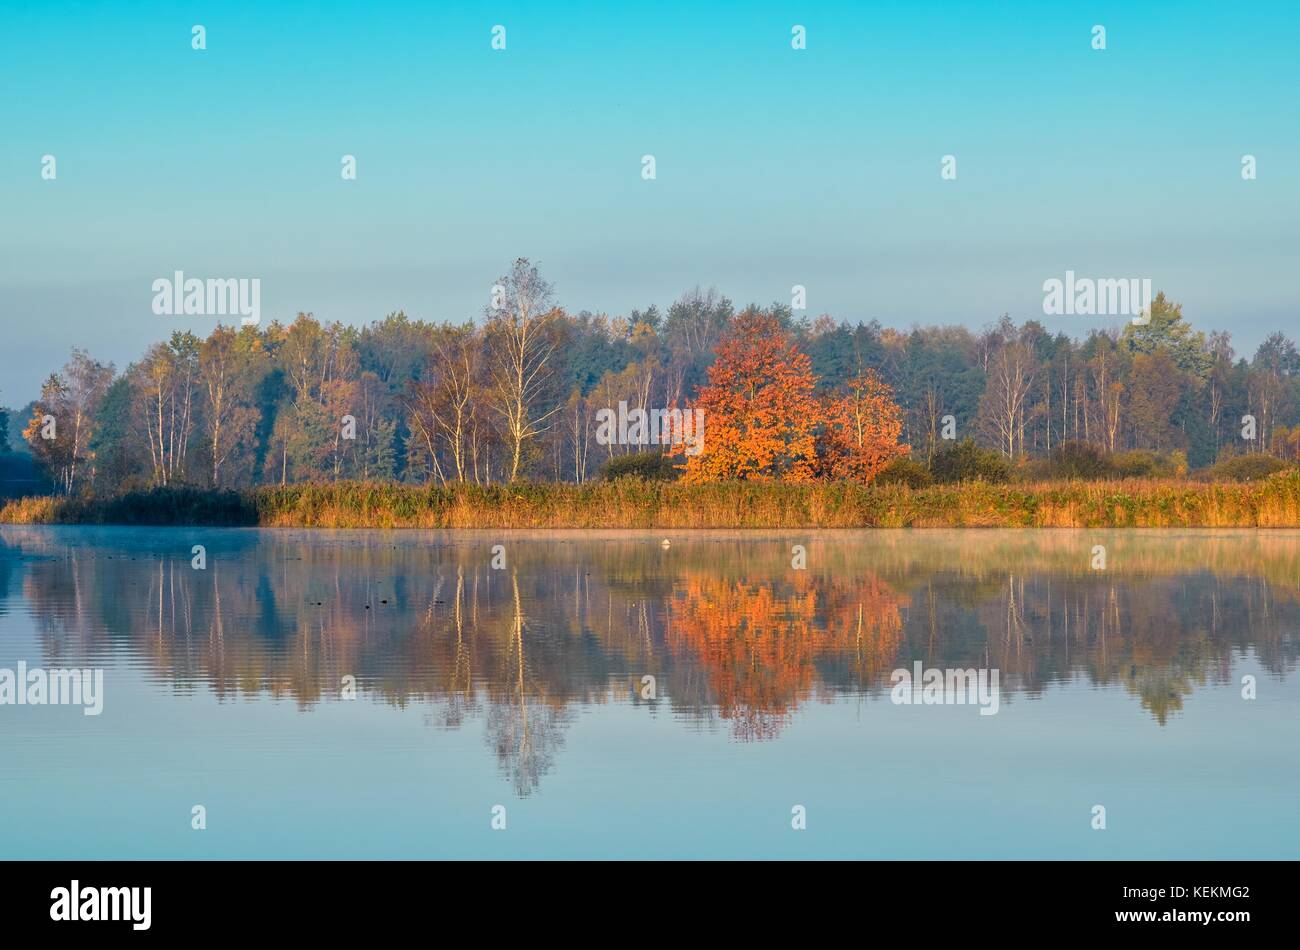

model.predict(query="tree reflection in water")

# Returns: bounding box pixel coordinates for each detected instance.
[3,528,1298,793]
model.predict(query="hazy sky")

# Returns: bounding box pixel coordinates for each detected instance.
[2,0,1297,405]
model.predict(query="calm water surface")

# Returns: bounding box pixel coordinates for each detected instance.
[1,526,1297,859]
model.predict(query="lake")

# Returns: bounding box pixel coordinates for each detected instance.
[1,525,1297,859]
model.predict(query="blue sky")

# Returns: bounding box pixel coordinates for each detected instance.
[1,0,1297,404]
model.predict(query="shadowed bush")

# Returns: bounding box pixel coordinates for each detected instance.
[1113,449,1188,479]
[1209,453,1294,482]
[597,452,681,481]
[1030,446,1189,481]
[874,456,932,488]
[1049,441,1113,480]
[0,486,256,526]
[929,439,1012,484]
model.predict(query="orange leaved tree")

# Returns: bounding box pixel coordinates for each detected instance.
[818,369,908,481]
[679,309,820,482]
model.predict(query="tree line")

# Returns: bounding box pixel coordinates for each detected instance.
[3,257,1299,495]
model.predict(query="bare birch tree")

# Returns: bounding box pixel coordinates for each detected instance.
[484,259,562,481]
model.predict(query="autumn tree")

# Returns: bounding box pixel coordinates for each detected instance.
[680,309,820,483]
[199,325,266,487]
[1086,334,1127,453]
[265,314,359,482]
[1248,332,1300,455]
[818,369,909,481]
[24,350,114,493]
[1126,349,1184,450]
[133,334,200,486]
[24,374,75,493]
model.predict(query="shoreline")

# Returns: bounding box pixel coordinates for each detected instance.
[3,474,1300,529]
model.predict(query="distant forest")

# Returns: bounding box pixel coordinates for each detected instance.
[2,258,1299,496]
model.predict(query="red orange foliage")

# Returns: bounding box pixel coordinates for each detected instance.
[817,369,909,480]
[679,310,820,483]
[678,311,908,483]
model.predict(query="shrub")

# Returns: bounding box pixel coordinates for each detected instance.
[598,452,680,481]
[1016,458,1053,481]
[929,439,1011,483]
[1109,450,1159,478]
[1042,446,1189,480]
[1049,441,1113,480]
[1210,453,1293,482]
[874,456,932,488]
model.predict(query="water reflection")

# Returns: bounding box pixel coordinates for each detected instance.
[2,527,1297,795]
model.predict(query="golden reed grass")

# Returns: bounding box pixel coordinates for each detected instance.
[2,471,1300,528]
